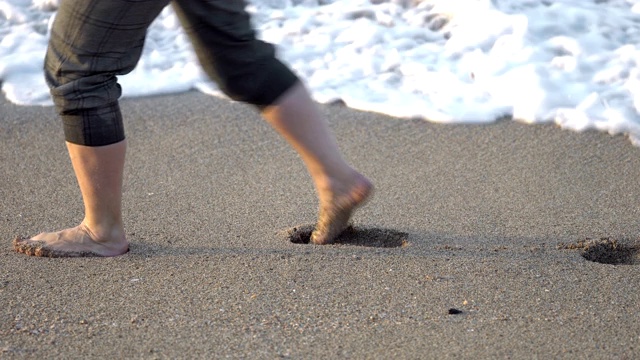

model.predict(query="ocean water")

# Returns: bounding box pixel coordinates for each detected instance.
[2,0,640,145]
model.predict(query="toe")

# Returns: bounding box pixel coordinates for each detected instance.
[13,237,47,257]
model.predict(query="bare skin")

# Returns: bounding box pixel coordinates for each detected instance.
[261,82,373,244]
[14,140,128,257]
[14,82,372,257]
[13,224,127,257]
[310,173,372,245]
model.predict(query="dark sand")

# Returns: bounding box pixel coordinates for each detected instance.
[1,92,639,358]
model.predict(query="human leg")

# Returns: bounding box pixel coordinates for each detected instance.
[15,141,128,257]
[172,0,372,244]
[261,83,373,244]
[14,0,169,257]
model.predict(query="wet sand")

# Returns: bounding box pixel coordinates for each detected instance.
[1,92,639,358]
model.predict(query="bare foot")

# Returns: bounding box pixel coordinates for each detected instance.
[310,173,373,245]
[13,223,128,257]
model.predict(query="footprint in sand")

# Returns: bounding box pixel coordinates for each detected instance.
[559,238,640,265]
[284,224,409,248]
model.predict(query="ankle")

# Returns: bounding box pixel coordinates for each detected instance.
[315,168,369,201]
[80,219,126,243]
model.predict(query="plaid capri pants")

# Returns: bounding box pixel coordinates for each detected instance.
[45,0,299,146]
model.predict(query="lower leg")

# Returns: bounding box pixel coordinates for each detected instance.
[261,82,373,244]
[14,140,128,257]
[19,0,169,257]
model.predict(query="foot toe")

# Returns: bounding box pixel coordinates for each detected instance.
[12,235,103,258]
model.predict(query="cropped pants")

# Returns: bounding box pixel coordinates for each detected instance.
[45,0,299,146]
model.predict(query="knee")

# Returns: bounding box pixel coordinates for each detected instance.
[45,49,122,115]
[213,58,300,108]
[44,49,125,147]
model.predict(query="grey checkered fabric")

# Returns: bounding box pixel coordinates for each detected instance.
[45,0,299,146]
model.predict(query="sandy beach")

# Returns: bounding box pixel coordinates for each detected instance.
[1,92,639,359]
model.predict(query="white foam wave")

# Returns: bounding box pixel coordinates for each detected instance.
[2,0,640,144]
